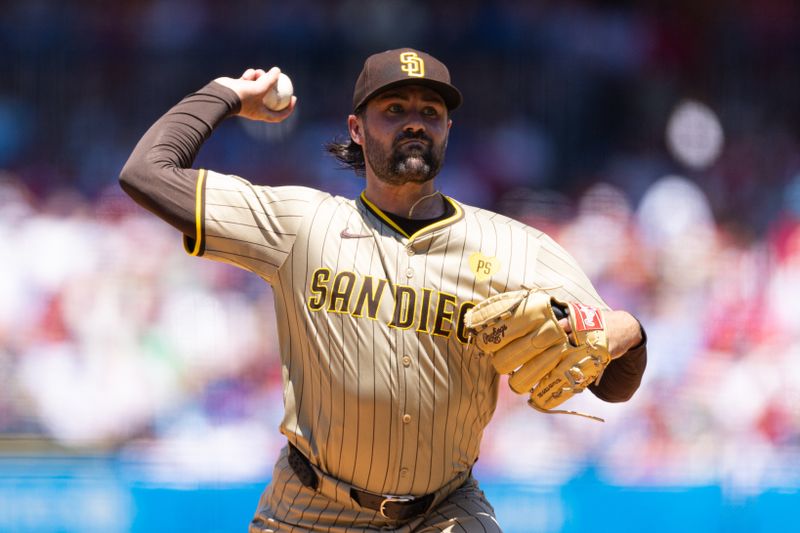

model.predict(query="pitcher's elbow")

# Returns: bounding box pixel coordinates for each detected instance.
[119,158,145,197]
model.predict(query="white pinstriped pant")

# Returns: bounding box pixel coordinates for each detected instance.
[249,446,502,533]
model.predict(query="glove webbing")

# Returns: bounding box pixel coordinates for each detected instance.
[526,352,607,423]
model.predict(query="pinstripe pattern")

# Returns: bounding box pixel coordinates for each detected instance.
[194,170,606,530]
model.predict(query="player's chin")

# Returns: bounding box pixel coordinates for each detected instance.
[395,158,435,182]
[398,155,428,171]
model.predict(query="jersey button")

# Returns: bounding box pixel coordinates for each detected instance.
[402,356,411,367]
[405,268,414,278]
[400,468,409,478]
[406,247,415,256]
[402,414,412,424]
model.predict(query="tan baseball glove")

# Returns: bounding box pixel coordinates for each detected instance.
[464,289,611,421]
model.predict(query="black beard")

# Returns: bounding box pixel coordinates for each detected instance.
[364,130,445,186]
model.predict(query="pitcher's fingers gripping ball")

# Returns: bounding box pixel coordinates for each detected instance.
[464,289,612,420]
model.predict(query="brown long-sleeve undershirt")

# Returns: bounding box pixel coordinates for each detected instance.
[118,81,647,404]
[589,328,647,402]
[119,81,240,238]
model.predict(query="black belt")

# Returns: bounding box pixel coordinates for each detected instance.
[287,443,435,522]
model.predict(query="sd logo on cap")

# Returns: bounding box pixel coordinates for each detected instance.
[399,52,425,78]
[352,48,462,112]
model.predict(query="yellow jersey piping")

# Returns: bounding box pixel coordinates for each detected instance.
[359,191,464,242]
[184,168,207,256]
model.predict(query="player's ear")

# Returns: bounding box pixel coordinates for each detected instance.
[348,114,363,146]
[447,118,453,131]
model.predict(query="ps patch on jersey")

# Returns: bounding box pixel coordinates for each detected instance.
[469,252,500,282]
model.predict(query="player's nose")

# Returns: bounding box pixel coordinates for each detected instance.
[402,124,425,138]
[402,109,427,132]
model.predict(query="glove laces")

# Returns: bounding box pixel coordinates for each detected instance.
[527,399,605,423]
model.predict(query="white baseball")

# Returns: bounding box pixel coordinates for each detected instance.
[262,72,293,111]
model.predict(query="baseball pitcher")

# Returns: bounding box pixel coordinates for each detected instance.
[120,48,647,532]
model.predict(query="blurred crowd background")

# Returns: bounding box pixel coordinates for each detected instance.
[2,0,800,507]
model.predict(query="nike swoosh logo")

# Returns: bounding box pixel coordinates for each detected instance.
[340,228,373,239]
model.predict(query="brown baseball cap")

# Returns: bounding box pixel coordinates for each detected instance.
[352,48,462,112]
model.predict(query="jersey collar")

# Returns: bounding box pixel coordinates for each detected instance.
[359,191,464,241]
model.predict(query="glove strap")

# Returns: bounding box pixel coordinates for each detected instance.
[526,399,605,423]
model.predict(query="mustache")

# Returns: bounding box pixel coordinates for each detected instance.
[393,130,433,147]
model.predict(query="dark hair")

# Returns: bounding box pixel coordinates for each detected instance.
[325,107,367,177]
[325,136,366,177]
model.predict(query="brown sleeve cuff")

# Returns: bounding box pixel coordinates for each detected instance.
[187,80,242,130]
[589,323,648,403]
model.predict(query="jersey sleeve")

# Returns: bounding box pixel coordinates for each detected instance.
[184,169,327,283]
[526,229,609,309]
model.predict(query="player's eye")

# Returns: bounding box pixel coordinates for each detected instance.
[387,103,404,114]
[422,106,440,118]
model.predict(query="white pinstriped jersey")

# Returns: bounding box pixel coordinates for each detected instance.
[186,168,607,497]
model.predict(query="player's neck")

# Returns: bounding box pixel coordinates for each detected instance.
[363,179,444,220]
